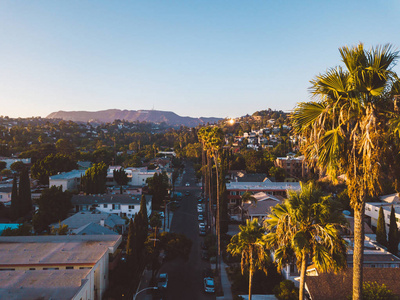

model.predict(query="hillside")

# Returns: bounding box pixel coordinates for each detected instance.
[46,109,222,127]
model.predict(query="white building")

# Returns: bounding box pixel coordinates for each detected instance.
[71,194,152,219]
[0,235,121,300]
[365,198,400,232]
[0,186,12,206]
[125,167,163,186]
[49,170,86,192]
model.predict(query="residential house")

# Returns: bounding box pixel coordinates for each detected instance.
[305,268,400,300]
[0,235,121,300]
[49,170,86,192]
[226,180,300,207]
[0,186,12,206]
[52,210,126,234]
[275,155,308,180]
[71,194,152,219]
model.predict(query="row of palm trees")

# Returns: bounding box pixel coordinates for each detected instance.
[197,126,224,276]
[228,43,400,300]
[228,181,347,300]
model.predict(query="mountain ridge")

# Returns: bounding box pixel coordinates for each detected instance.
[46,109,222,127]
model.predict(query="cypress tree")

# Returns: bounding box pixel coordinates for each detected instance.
[388,205,399,255]
[19,168,31,217]
[10,176,19,220]
[376,207,388,247]
[126,218,135,256]
[138,195,148,231]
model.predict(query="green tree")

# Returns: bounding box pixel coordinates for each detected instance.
[1,223,32,236]
[81,162,108,194]
[146,172,169,210]
[228,218,270,300]
[126,218,135,256]
[32,186,72,233]
[264,181,347,300]
[273,280,299,300]
[291,44,399,300]
[18,168,31,217]
[10,176,20,221]
[388,205,399,255]
[361,281,397,300]
[10,161,26,174]
[31,153,77,185]
[113,168,129,186]
[376,207,388,247]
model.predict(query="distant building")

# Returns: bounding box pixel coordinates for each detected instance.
[365,196,400,233]
[275,155,308,179]
[226,180,300,206]
[0,235,121,300]
[0,186,12,206]
[49,170,86,192]
[71,194,152,219]
[52,210,126,234]
[0,157,31,169]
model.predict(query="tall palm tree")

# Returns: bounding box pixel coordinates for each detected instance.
[207,127,224,275]
[264,181,347,300]
[291,43,399,300]
[227,218,270,300]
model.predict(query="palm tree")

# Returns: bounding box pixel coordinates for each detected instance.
[291,43,399,300]
[227,218,270,300]
[264,181,347,300]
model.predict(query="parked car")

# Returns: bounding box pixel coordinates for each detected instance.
[198,223,206,230]
[158,273,168,289]
[198,198,203,203]
[185,182,190,186]
[204,277,215,293]
[199,229,206,236]
[198,214,204,221]
[197,207,203,213]
[185,191,190,196]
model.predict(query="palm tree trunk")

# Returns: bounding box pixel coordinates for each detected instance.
[299,252,307,300]
[249,251,253,300]
[353,202,365,300]
[215,151,221,277]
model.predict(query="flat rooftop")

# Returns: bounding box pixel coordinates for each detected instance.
[0,269,91,300]
[71,194,151,205]
[0,235,121,267]
[226,181,301,191]
[50,170,86,180]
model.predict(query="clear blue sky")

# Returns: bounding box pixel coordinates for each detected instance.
[1,1,400,118]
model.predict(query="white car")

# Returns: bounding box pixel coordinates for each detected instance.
[197,207,203,213]
[204,277,215,293]
[185,182,190,187]
[199,223,206,230]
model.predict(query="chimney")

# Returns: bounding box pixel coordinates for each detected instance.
[100,219,105,227]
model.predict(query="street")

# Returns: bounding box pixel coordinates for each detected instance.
[156,161,216,300]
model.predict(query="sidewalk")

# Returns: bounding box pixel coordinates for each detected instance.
[213,262,233,300]
[134,268,153,300]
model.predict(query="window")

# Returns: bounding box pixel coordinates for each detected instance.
[129,205,135,209]
[79,267,92,270]
[103,204,108,208]
[0,268,15,271]
[115,204,120,210]
[43,268,59,270]
[66,266,74,270]
[29,268,36,270]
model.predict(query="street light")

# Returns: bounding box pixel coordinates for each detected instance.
[133,286,157,300]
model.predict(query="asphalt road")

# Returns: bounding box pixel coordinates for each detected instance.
[156,161,216,300]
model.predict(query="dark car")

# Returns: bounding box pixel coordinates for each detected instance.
[199,228,206,236]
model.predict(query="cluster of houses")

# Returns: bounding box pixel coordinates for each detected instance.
[225,168,400,298]
[0,154,175,300]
